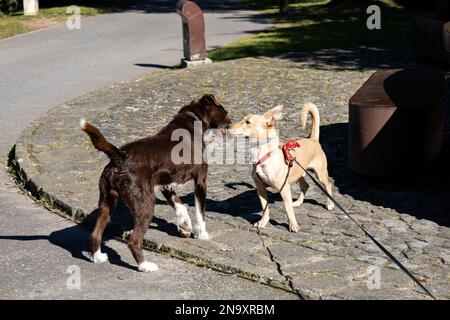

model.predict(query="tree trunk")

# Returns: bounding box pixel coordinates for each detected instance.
[279,0,289,14]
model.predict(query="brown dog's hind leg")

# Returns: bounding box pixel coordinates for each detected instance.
[161,188,192,238]
[91,196,116,263]
[293,177,309,207]
[91,176,117,263]
[123,182,158,272]
[128,205,158,272]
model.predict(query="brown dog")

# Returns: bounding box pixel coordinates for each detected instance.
[81,94,231,272]
[229,103,333,233]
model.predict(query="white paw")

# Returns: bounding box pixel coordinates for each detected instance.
[254,219,268,229]
[327,203,335,211]
[175,204,193,237]
[91,249,108,263]
[292,201,302,207]
[178,226,192,238]
[198,230,209,240]
[289,223,300,233]
[138,261,158,272]
[175,204,190,223]
[194,225,209,240]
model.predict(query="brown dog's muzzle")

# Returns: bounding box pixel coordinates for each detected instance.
[220,126,227,136]
[220,119,231,135]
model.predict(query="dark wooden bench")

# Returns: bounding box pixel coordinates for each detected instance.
[348,69,444,176]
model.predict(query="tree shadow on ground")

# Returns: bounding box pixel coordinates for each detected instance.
[38,0,259,14]
[209,0,414,66]
[129,0,257,13]
[276,46,422,71]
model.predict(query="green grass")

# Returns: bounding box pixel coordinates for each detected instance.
[0,1,134,40]
[209,0,413,61]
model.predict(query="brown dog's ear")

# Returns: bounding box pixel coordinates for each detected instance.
[199,94,220,107]
[263,105,284,127]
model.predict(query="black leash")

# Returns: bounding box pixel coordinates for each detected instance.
[292,158,437,300]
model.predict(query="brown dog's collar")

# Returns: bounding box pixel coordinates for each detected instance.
[186,111,201,123]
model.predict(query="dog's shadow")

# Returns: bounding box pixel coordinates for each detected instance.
[102,201,194,237]
[100,183,292,235]
[0,221,136,271]
[150,182,326,234]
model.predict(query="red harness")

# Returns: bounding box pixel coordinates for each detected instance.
[255,140,300,167]
[282,140,301,166]
[255,151,273,166]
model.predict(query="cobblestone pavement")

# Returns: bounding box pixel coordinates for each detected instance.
[12,47,450,299]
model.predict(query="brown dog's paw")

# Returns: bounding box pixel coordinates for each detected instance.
[289,223,300,233]
[178,222,192,238]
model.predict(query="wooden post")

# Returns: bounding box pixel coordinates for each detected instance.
[176,0,211,67]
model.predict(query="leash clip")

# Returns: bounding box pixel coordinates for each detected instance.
[281,140,300,167]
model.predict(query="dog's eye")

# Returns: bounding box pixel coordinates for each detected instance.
[245,120,251,124]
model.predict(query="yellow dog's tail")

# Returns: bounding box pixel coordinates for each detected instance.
[300,103,320,141]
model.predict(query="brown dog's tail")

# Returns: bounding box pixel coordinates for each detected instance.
[80,119,124,164]
[300,103,320,141]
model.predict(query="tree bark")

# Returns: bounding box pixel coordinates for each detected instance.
[279,0,289,14]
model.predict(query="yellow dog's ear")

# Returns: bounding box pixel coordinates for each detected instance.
[263,105,284,127]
